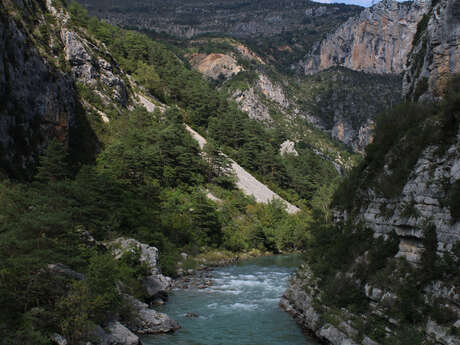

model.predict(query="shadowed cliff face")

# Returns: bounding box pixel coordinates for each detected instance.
[302,0,430,75]
[0,1,77,177]
[0,0,131,178]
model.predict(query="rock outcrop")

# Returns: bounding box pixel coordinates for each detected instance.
[124,295,180,334]
[107,238,173,298]
[91,322,140,345]
[79,0,360,40]
[188,53,243,80]
[404,0,460,101]
[230,73,289,123]
[280,140,298,157]
[302,0,429,75]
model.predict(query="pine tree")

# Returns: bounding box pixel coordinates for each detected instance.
[35,139,70,183]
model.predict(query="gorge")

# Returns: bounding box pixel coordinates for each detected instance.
[0,0,459,344]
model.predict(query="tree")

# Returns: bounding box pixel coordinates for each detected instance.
[203,140,233,182]
[35,139,70,183]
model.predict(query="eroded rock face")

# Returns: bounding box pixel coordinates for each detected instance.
[404,0,460,101]
[61,28,129,106]
[0,0,131,177]
[357,136,460,263]
[188,53,243,80]
[303,0,429,75]
[231,73,289,123]
[79,0,359,40]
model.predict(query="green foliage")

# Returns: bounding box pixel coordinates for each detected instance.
[367,232,400,274]
[383,327,424,345]
[35,138,71,183]
[429,298,458,325]
[334,81,460,211]
[412,14,430,48]
[322,275,368,313]
[420,224,439,282]
[305,217,373,279]
[447,179,460,221]
[393,276,425,324]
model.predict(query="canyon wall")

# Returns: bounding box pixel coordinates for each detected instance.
[303,0,429,75]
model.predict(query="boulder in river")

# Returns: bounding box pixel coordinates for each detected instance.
[185,312,199,318]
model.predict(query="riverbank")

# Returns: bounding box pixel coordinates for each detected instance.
[173,248,273,289]
[177,248,274,274]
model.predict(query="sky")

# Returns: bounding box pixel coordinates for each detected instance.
[311,0,382,7]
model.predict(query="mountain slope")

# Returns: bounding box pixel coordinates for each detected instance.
[282,0,460,343]
[78,0,362,69]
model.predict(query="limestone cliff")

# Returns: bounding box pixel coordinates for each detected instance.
[302,0,429,75]
[404,0,460,101]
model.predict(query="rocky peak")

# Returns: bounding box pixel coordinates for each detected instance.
[302,0,430,75]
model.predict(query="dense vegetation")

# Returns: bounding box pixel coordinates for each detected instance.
[66,2,340,206]
[302,79,460,343]
[334,77,460,211]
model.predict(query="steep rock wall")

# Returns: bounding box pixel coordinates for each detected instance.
[303,0,429,75]
[0,0,131,177]
[404,0,460,101]
[0,2,76,176]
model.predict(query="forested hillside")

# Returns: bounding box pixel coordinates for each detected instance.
[0,1,344,343]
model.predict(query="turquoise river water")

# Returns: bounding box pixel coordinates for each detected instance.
[141,255,319,345]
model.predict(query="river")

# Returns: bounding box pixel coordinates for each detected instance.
[141,255,319,345]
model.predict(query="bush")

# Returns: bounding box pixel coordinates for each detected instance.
[322,276,368,313]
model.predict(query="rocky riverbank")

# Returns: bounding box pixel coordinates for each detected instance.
[173,249,273,289]
[50,237,181,345]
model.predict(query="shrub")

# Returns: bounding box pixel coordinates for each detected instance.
[322,275,368,313]
[447,180,460,221]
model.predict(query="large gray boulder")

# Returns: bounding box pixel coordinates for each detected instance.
[90,322,140,345]
[107,238,172,298]
[125,295,180,334]
[107,238,161,275]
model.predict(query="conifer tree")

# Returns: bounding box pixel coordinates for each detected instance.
[35,139,70,183]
